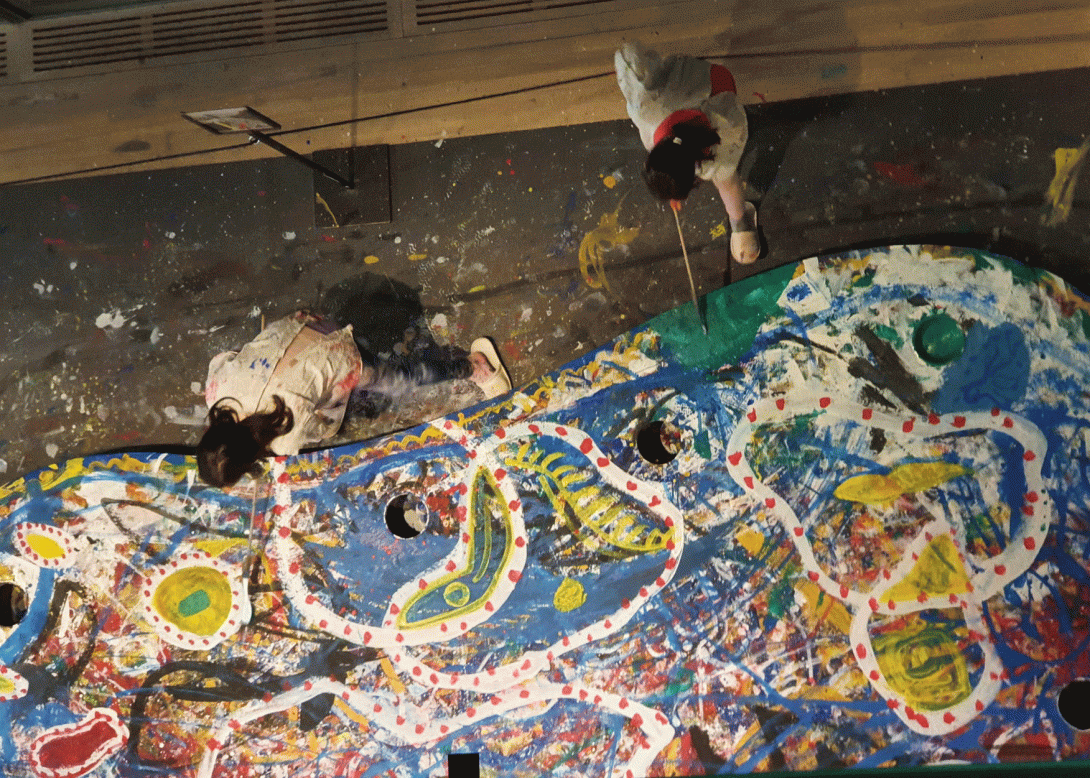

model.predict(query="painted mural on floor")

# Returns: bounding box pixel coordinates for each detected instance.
[0,245,1088,777]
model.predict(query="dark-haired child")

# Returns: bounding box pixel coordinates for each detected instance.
[615,41,760,264]
[198,311,510,487]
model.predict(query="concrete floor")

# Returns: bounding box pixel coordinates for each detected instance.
[1,65,1088,480]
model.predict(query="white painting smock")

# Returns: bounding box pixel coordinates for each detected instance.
[204,312,363,455]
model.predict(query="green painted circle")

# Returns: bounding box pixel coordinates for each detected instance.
[913,313,965,366]
[443,582,471,608]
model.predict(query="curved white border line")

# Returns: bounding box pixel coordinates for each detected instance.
[725,394,1050,734]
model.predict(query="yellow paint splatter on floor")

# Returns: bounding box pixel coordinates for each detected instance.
[364,255,380,264]
[314,192,339,228]
[408,253,427,261]
[1043,138,1090,226]
[603,175,617,189]
[578,196,641,291]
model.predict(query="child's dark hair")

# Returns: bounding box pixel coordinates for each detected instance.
[643,122,720,201]
[196,396,293,487]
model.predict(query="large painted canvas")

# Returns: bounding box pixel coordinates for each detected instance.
[1,245,1088,777]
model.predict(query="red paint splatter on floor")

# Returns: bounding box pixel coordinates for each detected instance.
[873,161,928,188]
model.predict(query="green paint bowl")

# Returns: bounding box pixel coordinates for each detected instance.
[913,312,965,366]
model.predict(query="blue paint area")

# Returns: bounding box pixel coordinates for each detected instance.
[0,699,76,763]
[0,569,53,666]
[303,447,464,626]
[0,569,56,762]
[933,323,1030,413]
[785,282,812,302]
[16,486,64,529]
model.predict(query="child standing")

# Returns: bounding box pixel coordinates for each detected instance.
[615,41,760,264]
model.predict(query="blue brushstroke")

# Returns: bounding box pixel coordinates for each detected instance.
[0,568,53,666]
[933,323,1030,413]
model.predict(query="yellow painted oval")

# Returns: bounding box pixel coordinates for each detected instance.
[152,566,233,636]
[26,533,65,560]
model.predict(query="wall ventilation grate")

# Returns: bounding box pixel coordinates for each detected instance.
[408,0,641,32]
[9,0,663,80]
[28,0,390,74]
[414,0,534,25]
[147,2,267,61]
[272,0,389,44]
[33,15,150,72]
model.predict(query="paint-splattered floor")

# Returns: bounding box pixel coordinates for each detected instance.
[1,66,1087,479]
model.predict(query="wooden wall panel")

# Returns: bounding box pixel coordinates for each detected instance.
[0,0,1085,184]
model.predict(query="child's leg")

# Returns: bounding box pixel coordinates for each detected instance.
[714,173,747,226]
[714,173,760,264]
[397,334,473,386]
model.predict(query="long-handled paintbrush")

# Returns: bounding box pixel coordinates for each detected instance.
[671,201,708,335]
